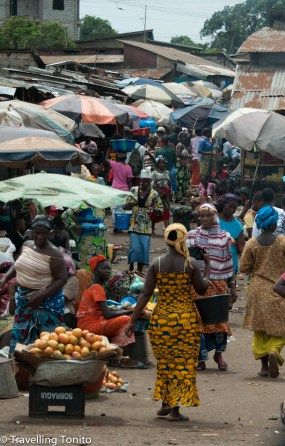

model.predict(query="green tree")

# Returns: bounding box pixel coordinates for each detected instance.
[171,35,203,47]
[200,0,285,56]
[80,15,117,41]
[0,16,75,50]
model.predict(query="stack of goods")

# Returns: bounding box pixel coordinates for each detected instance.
[102,370,124,391]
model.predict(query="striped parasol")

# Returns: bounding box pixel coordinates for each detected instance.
[41,95,128,125]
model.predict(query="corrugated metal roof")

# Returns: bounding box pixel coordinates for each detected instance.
[177,63,235,79]
[231,64,285,111]
[120,68,171,79]
[41,54,124,65]
[120,40,223,67]
[237,27,285,53]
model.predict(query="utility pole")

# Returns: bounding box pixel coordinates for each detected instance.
[144,5,147,42]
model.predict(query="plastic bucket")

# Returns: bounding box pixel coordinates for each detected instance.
[195,294,231,325]
[110,139,136,153]
[114,212,131,231]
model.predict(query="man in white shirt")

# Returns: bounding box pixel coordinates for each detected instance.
[252,188,285,237]
[190,129,202,185]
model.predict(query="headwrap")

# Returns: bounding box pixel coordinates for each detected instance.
[89,255,107,272]
[164,223,192,267]
[255,206,278,231]
[198,203,219,223]
[155,155,167,164]
[31,215,53,230]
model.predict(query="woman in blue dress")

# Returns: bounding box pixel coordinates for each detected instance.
[217,194,245,275]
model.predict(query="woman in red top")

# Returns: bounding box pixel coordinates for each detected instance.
[77,255,135,348]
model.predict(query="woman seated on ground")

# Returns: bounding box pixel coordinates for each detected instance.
[77,255,135,351]
[0,216,67,352]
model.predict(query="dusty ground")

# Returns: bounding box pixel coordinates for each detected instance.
[0,221,284,446]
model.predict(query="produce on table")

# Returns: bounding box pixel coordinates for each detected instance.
[28,327,111,359]
[102,370,124,390]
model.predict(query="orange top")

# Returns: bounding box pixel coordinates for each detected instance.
[77,284,106,319]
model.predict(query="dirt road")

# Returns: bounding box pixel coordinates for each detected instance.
[0,223,284,446]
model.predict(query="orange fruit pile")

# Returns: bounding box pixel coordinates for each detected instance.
[29,327,109,359]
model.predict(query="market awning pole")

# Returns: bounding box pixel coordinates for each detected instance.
[251,151,261,194]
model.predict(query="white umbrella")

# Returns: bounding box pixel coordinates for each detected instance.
[0,100,76,143]
[213,108,285,160]
[123,84,173,106]
[132,99,172,125]
[0,172,132,209]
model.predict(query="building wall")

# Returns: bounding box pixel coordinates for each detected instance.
[0,0,79,40]
[0,0,10,21]
[252,53,285,66]
[41,0,79,40]
[157,55,173,69]
[16,0,40,18]
[0,51,38,69]
[124,45,158,69]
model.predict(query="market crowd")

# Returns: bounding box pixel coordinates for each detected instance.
[0,123,284,423]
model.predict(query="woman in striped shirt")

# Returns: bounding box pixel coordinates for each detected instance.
[187,204,235,371]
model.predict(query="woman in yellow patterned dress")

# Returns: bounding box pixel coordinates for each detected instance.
[125,223,210,421]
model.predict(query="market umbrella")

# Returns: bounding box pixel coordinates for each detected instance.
[41,95,128,125]
[78,123,105,139]
[192,81,222,101]
[0,172,132,209]
[132,99,172,126]
[114,103,149,119]
[0,136,91,168]
[0,126,61,142]
[123,84,174,106]
[0,100,76,143]
[212,108,285,160]
[170,98,228,129]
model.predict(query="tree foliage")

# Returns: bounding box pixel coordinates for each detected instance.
[0,16,75,50]
[200,0,285,56]
[171,35,203,47]
[80,15,117,41]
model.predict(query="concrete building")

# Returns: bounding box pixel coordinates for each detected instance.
[0,0,80,40]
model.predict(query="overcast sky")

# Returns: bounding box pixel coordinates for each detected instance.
[80,0,241,43]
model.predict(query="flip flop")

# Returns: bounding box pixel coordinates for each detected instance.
[157,406,171,417]
[281,402,285,425]
[167,414,189,422]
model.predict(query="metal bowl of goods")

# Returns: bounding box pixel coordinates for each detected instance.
[110,139,136,153]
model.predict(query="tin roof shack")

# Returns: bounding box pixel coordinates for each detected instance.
[231,11,285,111]
[232,11,285,193]
[78,30,154,55]
[121,40,235,86]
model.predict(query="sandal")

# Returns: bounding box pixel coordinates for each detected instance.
[157,406,171,417]
[213,352,228,371]
[197,361,206,371]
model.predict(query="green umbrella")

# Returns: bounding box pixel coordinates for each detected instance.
[0,173,133,209]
